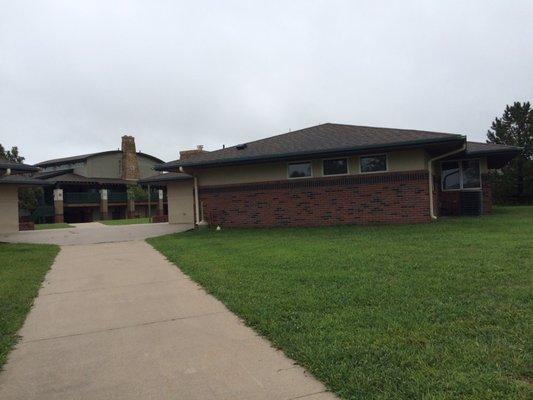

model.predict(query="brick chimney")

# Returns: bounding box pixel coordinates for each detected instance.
[179,145,206,161]
[121,135,140,180]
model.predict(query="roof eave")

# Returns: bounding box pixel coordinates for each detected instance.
[466,147,522,156]
[156,136,466,171]
[0,163,40,172]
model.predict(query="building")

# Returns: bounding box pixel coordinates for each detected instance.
[0,158,50,233]
[34,136,166,223]
[147,123,520,228]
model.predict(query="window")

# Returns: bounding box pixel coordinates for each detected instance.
[288,162,312,178]
[360,154,387,173]
[461,160,481,188]
[441,161,460,190]
[323,158,348,176]
[441,159,481,190]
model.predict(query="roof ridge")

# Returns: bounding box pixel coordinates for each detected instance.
[326,123,462,137]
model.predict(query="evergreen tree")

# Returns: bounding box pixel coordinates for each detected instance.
[487,102,533,203]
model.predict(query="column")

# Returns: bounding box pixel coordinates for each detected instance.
[127,193,135,219]
[157,189,164,216]
[100,189,109,220]
[53,188,64,223]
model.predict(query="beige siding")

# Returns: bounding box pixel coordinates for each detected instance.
[138,156,160,178]
[0,185,19,233]
[167,181,194,224]
[86,153,122,178]
[387,149,428,171]
[85,153,161,179]
[197,162,287,186]
[196,149,428,186]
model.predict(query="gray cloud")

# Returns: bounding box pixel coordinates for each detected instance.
[1,0,532,164]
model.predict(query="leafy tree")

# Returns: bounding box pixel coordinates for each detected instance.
[487,102,533,204]
[0,144,25,163]
[1,143,42,212]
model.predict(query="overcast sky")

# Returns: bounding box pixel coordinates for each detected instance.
[1,1,532,164]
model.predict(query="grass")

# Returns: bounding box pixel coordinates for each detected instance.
[148,206,533,400]
[100,217,151,226]
[35,223,73,230]
[0,243,59,369]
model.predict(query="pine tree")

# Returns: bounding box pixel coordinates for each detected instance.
[487,102,533,203]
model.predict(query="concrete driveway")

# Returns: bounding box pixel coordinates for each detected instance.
[0,222,193,245]
[0,239,335,399]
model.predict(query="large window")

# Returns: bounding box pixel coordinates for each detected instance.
[288,162,312,178]
[323,158,348,176]
[360,154,387,173]
[441,160,481,190]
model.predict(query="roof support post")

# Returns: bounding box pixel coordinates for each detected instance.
[147,184,151,220]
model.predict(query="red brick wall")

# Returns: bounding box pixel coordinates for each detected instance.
[438,174,491,216]
[199,170,431,228]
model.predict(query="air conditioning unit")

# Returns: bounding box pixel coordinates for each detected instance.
[460,191,482,216]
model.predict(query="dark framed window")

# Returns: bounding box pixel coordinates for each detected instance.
[360,154,387,173]
[461,160,481,188]
[288,162,312,178]
[323,158,348,176]
[441,161,460,190]
[441,159,481,190]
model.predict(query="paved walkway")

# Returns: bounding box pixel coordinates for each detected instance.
[0,222,193,245]
[0,240,335,399]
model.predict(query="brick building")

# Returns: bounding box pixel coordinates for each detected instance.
[146,123,520,228]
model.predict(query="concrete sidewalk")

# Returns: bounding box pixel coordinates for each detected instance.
[0,240,336,400]
[0,222,193,245]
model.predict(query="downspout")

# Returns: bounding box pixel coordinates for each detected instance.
[193,176,200,225]
[180,166,200,226]
[428,141,467,220]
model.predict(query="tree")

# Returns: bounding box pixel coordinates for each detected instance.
[0,144,25,163]
[487,102,533,204]
[1,143,42,212]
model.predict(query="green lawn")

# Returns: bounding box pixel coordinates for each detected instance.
[35,223,73,230]
[148,206,532,400]
[0,243,59,369]
[100,217,151,226]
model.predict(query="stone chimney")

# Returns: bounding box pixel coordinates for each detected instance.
[179,145,206,161]
[121,135,140,180]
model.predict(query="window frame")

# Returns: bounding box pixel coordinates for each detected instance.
[440,158,482,191]
[287,161,313,179]
[359,153,388,174]
[322,157,349,176]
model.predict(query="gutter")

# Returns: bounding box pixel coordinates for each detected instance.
[156,136,465,171]
[428,142,467,220]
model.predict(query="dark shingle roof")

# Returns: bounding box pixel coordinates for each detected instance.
[466,141,521,154]
[35,150,164,167]
[37,172,136,186]
[0,174,52,186]
[0,158,40,172]
[138,172,192,185]
[157,123,465,170]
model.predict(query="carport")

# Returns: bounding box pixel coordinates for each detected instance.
[0,158,49,234]
[138,172,195,225]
